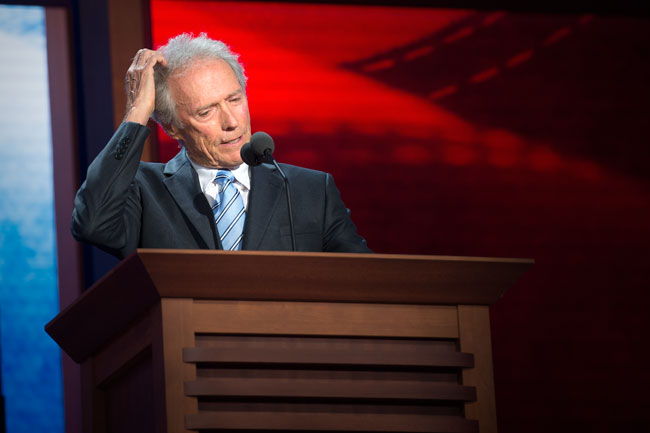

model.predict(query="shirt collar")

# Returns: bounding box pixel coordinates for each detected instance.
[188,156,251,192]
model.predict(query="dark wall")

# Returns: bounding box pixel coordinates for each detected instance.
[68,0,121,284]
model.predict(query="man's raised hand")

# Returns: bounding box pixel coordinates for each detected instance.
[123,49,167,126]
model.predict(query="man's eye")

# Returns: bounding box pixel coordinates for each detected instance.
[230,97,241,103]
[198,110,210,117]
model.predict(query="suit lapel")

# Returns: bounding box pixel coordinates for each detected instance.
[162,149,218,249]
[243,163,283,250]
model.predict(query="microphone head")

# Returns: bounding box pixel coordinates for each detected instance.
[240,131,275,166]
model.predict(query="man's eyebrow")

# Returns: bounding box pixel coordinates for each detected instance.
[194,90,244,113]
[195,102,217,113]
[227,89,244,99]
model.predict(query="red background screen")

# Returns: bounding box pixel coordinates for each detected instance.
[151,2,650,431]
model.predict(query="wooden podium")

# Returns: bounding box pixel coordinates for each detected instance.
[46,249,532,433]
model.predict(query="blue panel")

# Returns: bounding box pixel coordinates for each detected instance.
[0,5,64,433]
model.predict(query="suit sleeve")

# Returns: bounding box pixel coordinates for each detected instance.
[71,122,150,258]
[322,173,372,253]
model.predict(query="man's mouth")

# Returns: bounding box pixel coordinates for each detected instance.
[222,136,241,145]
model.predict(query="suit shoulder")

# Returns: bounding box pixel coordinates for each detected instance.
[136,161,166,176]
[138,160,166,171]
[275,163,330,180]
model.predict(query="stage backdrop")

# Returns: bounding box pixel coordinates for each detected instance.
[150,2,650,431]
[0,5,63,433]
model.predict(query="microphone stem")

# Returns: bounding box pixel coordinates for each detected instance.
[271,159,296,251]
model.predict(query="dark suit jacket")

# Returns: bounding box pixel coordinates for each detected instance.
[72,122,370,258]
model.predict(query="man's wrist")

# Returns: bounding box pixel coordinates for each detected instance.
[123,105,152,126]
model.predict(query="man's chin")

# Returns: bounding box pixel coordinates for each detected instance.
[218,150,244,169]
[184,148,239,169]
[221,159,243,170]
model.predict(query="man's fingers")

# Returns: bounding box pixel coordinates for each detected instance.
[123,48,164,125]
[126,50,165,92]
[131,48,151,69]
[129,49,166,71]
[143,51,167,68]
[133,49,144,65]
[132,49,166,67]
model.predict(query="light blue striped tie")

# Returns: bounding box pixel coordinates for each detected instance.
[212,170,246,251]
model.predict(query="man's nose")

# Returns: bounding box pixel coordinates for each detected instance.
[220,105,238,131]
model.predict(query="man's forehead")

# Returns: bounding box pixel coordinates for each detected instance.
[173,57,230,79]
[169,58,242,101]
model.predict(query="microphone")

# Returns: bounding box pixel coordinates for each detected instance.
[241,131,274,166]
[240,132,296,251]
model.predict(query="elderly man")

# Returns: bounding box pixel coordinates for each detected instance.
[72,33,370,258]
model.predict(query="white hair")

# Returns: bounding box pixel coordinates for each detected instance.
[151,33,247,129]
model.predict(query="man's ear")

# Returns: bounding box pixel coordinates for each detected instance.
[164,122,183,141]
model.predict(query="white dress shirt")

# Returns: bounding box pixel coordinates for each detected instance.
[188,159,251,210]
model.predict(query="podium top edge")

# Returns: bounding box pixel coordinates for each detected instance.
[134,248,535,265]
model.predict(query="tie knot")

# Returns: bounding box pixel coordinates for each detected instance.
[214,170,235,189]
